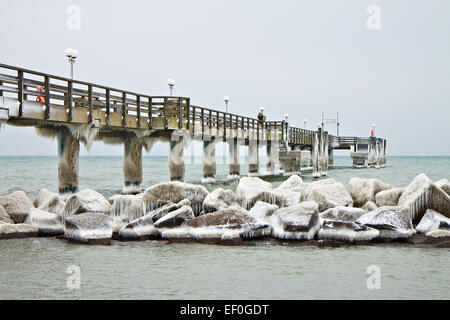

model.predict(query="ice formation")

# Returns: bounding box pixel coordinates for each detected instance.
[318,220,380,242]
[347,177,392,207]
[25,208,64,236]
[415,209,450,235]
[202,188,239,214]
[305,181,353,212]
[375,187,405,207]
[0,190,34,223]
[236,176,284,210]
[319,206,367,223]
[64,213,113,244]
[62,189,111,218]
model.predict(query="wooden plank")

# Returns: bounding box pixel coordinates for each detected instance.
[67,80,73,122]
[122,92,127,127]
[44,76,50,120]
[105,89,110,124]
[136,95,141,128]
[88,85,93,123]
[18,70,23,117]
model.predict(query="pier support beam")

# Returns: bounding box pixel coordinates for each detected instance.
[266,140,279,174]
[169,135,185,182]
[321,133,328,176]
[248,139,259,176]
[58,128,80,194]
[301,150,311,170]
[312,131,320,178]
[202,136,216,183]
[375,139,381,169]
[382,139,387,167]
[228,137,240,179]
[328,148,334,166]
[368,137,376,168]
[123,137,143,194]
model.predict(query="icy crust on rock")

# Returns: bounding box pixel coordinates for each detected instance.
[118,213,159,240]
[305,181,353,212]
[143,181,208,215]
[397,173,450,221]
[62,189,111,218]
[109,194,145,222]
[25,208,64,236]
[0,190,34,223]
[375,187,405,207]
[362,201,378,212]
[153,205,194,228]
[34,189,65,215]
[270,201,320,240]
[356,206,416,239]
[318,220,380,242]
[415,209,450,235]
[435,179,450,196]
[236,177,284,210]
[248,201,279,221]
[0,223,39,239]
[64,213,113,243]
[425,229,450,238]
[149,199,191,222]
[319,206,367,223]
[273,175,305,207]
[0,205,13,224]
[202,188,239,214]
[347,177,392,207]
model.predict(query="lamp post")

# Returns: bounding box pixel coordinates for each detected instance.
[65,48,78,79]
[303,119,307,129]
[224,96,230,113]
[168,78,176,96]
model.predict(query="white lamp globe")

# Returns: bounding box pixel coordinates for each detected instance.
[224,96,230,102]
[167,78,176,86]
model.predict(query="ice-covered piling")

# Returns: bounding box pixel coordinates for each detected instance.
[58,128,80,194]
[228,137,240,178]
[123,137,143,194]
[312,132,320,178]
[248,139,259,176]
[169,135,185,182]
[202,137,216,183]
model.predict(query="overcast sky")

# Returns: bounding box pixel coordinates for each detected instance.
[0,0,449,156]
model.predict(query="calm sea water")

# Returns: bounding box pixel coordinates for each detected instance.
[0,155,449,299]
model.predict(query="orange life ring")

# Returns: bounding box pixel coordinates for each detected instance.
[36,86,45,103]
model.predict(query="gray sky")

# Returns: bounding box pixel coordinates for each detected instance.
[0,0,449,156]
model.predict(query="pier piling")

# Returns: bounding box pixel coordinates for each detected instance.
[123,136,143,194]
[58,128,79,194]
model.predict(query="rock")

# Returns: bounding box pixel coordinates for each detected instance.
[426,230,450,238]
[248,201,279,221]
[64,213,113,244]
[62,189,111,217]
[407,234,450,245]
[34,189,58,208]
[356,206,416,239]
[154,205,194,228]
[39,195,65,215]
[397,173,450,221]
[109,194,145,222]
[306,182,353,212]
[143,181,208,215]
[25,208,64,236]
[347,177,392,207]
[318,220,380,242]
[270,201,320,240]
[118,213,160,240]
[415,209,450,234]
[375,187,405,207]
[149,200,191,223]
[202,188,239,214]
[362,201,378,212]
[273,175,305,206]
[0,191,34,223]
[236,177,284,209]
[319,206,367,223]
[436,179,450,196]
[0,205,14,224]
[0,223,39,239]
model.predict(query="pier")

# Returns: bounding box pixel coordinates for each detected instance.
[0,63,387,193]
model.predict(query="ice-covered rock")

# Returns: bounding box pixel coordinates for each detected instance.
[64,213,113,244]
[109,194,145,222]
[236,177,284,209]
[118,213,160,240]
[356,206,416,239]
[34,189,58,208]
[34,188,66,215]
[0,205,13,224]
[0,223,39,239]
[415,209,450,235]
[318,220,380,242]
[347,178,392,207]
[362,201,378,212]
[149,199,191,222]
[143,181,208,215]
[305,182,353,212]
[25,208,64,236]
[425,230,450,238]
[62,189,111,218]
[0,191,34,223]
[397,173,450,221]
[435,179,450,196]
[319,206,367,223]
[248,201,279,221]
[153,205,194,228]
[270,201,320,240]
[202,188,239,214]
[274,175,305,206]
[375,187,405,207]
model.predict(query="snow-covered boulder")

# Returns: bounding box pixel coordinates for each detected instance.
[356,206,416,239]
[436,179,450,196]
[318,220,379,242]
[153,205,194,228]
[305,182,353,212]
[118,213,160,240]
[319,206,367,223]
[0,223,39,239]
[0,205,13,224]
[109,194,145,222]
[274,175,305,206]
[362,201,378,212]
[415,209,450,235]
[270,201,320,240]
[25,208,64,236]
[34,189,58,208]
[375,187,405,207]
[62,189,111,217]
[0,191,34,223]
[143,181,208,215]
[64,213,113,244]
[236,177,284,209]
[347,178,392,207]
[202,188,239,214]
[248,201,279,221]
[397,174,450,221]
[149,199,191,222]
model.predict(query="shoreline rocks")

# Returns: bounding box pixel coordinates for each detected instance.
[64,213,113,245]
[0,191,34,223]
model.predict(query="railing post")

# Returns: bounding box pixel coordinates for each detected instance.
[148,97,152,129]
[223,113,227,139]
[0,80,3,96]
[186,98,191,130]
[201,108,205,136]
[178,97,183,129]
[105,89,110,125]
[18,70,23,117]
[136,95,141,128]
[44,76,50,120]
[122,92,127,127]
[163,97,168,129]
[88,85,93,123]
[67,80,73,122]
[192,106,196,135]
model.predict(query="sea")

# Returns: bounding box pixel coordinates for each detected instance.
[0,155,449,299]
